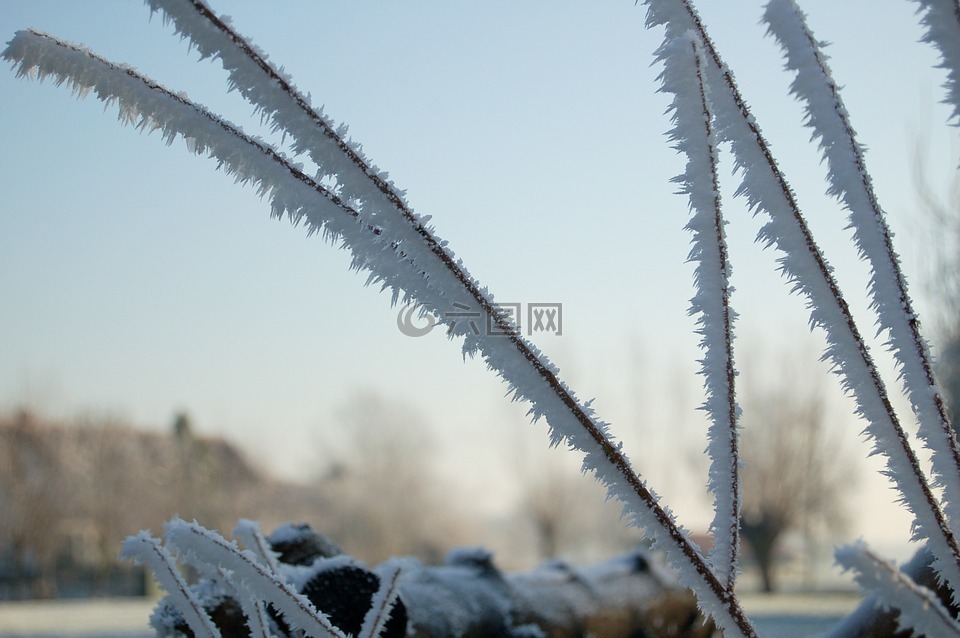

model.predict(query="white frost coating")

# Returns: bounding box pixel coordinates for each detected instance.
[359,561,403,638]
[136,1,550,389]
[232,521,282,637]
[911,0,960,124]
[243,597,276,638]
[765,0,960,546]
[2,20,754,637]
[144,0,439,287]
[836,540,960,637]
[279,555,358,595]
[264,523,309,546]
[223,575,277,638]
[397,559,510,637]
[7,9,768,634]
[120,532,222,638]
[646,0,960,606]
[164,519,346,638]
[0,29,467,353]
[234,518,282,575]
[657,32,740,591]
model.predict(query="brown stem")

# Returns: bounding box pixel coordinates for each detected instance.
[675,0,960,581]
[691,37,740,593]
[163,4,760,634]
[792,1,960,518]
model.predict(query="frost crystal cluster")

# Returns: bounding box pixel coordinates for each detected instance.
[5,0,960,636]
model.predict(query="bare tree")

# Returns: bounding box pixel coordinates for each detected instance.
[523,462,576,561]
[312,391,470,563]
[915,144,960,426]
[0,410,287,597]
[0,411,72,598]
[67,414,166,591]
[511,429,641,566]
[737,345,855,593]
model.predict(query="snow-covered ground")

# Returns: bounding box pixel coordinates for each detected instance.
[0,592,861,637]
[0,598,154,638]
[741,592,862,638]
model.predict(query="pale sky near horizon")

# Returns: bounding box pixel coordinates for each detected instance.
[1,1,958,566]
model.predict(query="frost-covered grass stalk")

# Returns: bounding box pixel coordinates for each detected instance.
[659,31,741,594]
[762,2,960,509]
[1,7,758,638]
[911,0,960,126]
[763,0,960,611]
[650,0,960,628]
[359,563,403,638]
[165,519,347,638]
[121,532,222,638]
[230,519,283,637]
[5,0,960,635]
[233,519,282,576]
[835,540,960,636]
[128,520,362,637]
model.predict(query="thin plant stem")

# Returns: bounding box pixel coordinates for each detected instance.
[650,0,960,593]
[4,28,757,636]
[141,5,763,634]
[765,0,960,534]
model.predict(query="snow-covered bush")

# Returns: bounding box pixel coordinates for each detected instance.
[4,0,960,635]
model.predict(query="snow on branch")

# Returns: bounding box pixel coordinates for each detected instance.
[836,540,960,637]
[2,24,757,637]
[657,31,741,593]
[910,0,960,125]
[646,0,960,602]
[120,532,222,638]
[764,0,960,540]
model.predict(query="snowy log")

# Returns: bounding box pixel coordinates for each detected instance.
[151,523,715,638]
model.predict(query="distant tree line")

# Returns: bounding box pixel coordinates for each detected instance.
[0,400,525,600]
[0,410,323,599]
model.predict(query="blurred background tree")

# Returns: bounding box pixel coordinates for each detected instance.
[310,391,473,564]
[915,142,960,429]
[737,346,856,593]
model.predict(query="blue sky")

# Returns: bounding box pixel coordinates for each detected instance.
[1,1,957,560]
